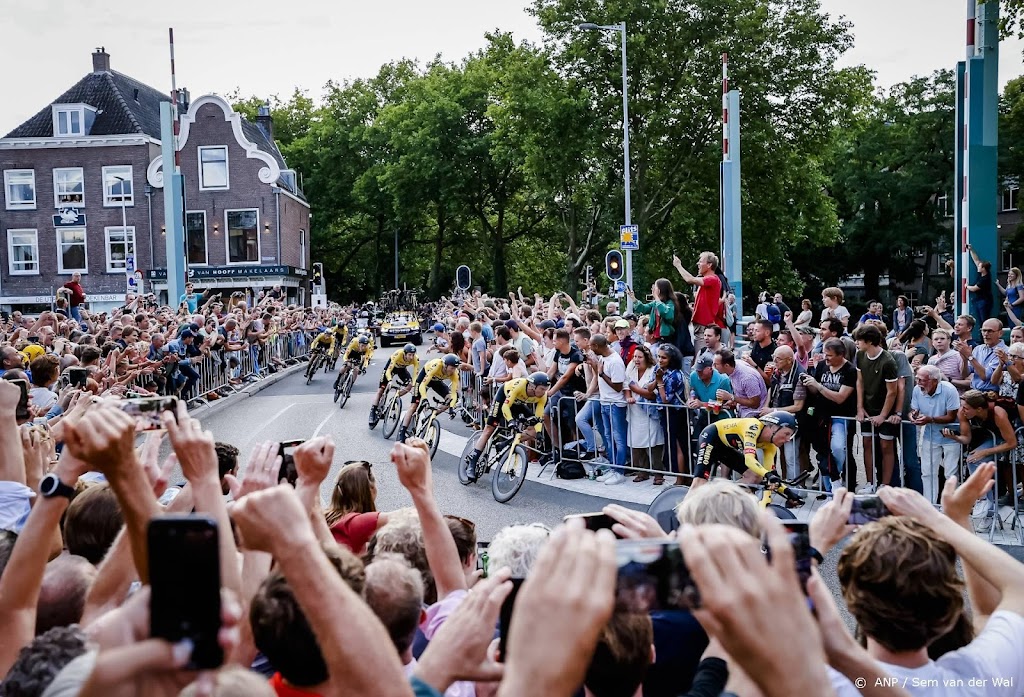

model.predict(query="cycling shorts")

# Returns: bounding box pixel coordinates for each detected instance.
[379,361,411,387]
[411,368,450,404]
[694,424,748,480]
[486,385,533,428]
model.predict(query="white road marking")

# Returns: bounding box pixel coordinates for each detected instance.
[311,409,336,439]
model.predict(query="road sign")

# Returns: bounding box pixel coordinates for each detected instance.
[619,225,639,251]
[615,280,627,294]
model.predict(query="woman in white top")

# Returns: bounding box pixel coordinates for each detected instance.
[624,344,666,484]
[795,299,813,327]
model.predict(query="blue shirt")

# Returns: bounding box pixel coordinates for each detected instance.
[911,381,960,445]
[656,369,686,406]
[178,292,199,313]
[969,341,1007,391]
[688,369,732,404]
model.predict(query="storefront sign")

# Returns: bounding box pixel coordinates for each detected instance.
[145,265,298,280]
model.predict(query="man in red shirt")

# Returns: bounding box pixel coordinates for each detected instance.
[673,251,722,356]
[62,272,86,323]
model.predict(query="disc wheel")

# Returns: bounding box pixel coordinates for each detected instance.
[492,445,528,503]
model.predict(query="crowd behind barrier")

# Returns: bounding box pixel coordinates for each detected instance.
[6,265,1024,696]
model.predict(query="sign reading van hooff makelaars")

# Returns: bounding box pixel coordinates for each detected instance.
[145,265,299,280]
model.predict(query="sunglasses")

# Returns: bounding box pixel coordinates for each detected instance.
[343,460,373,472]
[444,514,476,532]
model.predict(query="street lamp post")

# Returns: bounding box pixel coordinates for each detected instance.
[113,175,135,294]
[579,21,632,311]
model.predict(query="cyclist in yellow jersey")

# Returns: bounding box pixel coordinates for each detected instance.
[369,343,420,424]
[310,329,335,355]
[333,335,372,391]
[692,411,804,504]
[332,323,348,348]
[463,372,550,483]
[398,354,460,442]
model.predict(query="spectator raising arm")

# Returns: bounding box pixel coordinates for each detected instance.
[0,442,90,675]
[233,485,413,697]
[0,381,27,484]
[392,439,467,598]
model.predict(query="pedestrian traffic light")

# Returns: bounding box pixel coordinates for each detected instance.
[456,265,472,291]
[312,263,323,285]
[605,251,624,281]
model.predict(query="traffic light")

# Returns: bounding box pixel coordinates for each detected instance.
[456,265,472,290]
[312,263,323,285]
[605,250,624,281]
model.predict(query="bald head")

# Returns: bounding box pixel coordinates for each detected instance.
[772,345,795,370]
[36,554,97,635]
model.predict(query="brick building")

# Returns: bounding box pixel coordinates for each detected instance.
[0,48,310,313]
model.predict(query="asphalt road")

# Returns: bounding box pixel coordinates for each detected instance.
[190,347,644,541]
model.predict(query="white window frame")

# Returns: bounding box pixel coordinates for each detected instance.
[298,229,306,270]
[1002,185,1019,212]
[102,165,134,207]
[53,167,85,207]
[4,169,36,210]
[103,226,135,273]
[224,208,261,265]
[198,146,229,191]
[52,106,85,137]
[185,210,209,266]
[56,227,88,274]
[6,229,39,276]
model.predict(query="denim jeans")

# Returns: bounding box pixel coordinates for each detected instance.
[599,403,629,473]
[70,305,82,323]
[889,422,922,493]
[574,399,601,453]
[812,416,847,489]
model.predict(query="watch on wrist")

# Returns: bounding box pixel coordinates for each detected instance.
[40,473,76,500]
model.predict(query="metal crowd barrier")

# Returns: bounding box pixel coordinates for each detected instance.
[125,330,311,407]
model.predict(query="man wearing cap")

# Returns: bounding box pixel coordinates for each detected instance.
[165,329,200,399]
[611,319,638,365]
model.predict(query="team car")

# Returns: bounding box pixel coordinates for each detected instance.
[378,312,423,347]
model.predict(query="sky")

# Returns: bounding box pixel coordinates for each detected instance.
[1,0,1022,136]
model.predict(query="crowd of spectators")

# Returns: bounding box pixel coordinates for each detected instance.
[0,382,1021,696]
[0,283,349,409]
[427,251,1023,536]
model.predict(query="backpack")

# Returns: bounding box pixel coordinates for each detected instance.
[765,303,782,325]
[556,459,587,480]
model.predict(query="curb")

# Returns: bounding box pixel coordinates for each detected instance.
[189,362,308,420]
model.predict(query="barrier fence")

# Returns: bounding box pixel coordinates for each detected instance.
[126,330,312,406]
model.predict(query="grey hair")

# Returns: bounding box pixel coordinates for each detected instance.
[488,524,551,578]
[917,364,942,381]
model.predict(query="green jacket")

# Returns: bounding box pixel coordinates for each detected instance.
[633,299,676,337]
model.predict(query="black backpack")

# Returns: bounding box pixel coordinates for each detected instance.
[556,459,587,480]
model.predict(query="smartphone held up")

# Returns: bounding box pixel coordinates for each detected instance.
[117,396,179,432]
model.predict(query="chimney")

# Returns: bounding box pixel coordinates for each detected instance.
[92,47,110,73]
[256,101,273,142]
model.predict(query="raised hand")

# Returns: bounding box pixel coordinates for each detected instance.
[603,503,669,540]
[391,439,432,497]
[64,405,137,475]
[161,403,218,486]
[940,462,996,522]
[293,437,335,488]
[809,487,855,554]
[225,441,282,500]
[231,484,317,556]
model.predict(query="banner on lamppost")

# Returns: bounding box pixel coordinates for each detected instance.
[619,225,639,251]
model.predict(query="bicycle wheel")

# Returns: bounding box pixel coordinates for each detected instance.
[459,436,480,485]
[491,444,528,503]
[333,368,346,402]
[424,419,441,459]
[338,371,353,409]
[382,393,402,439]
[306,355,319,384]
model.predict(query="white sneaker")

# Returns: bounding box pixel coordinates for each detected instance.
[591,456,611,465]
[974,514,994,534]
[595,470,614,482]
[971,499,992,519]
[603,472,626,485]
[855,483,876,495]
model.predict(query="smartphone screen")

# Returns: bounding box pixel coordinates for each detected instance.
[148,515,222,670]
[68,367,89,389]
[614,540,699,613]
[849,496,890,525]
[783,522,812,594]
[498,577,525,662]
[476,541,490,578]
[564,512,618,535]
[8,379,30,424]
[277,440,304,486]
[117,396,178,432]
